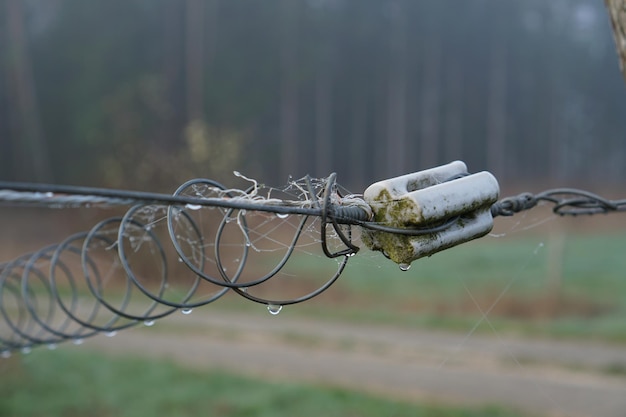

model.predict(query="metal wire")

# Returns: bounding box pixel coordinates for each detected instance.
[0,175,624,353]
[491,189,626,217]
[0,174,378,352]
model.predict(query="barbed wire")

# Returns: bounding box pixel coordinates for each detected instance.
[0,173,624,353]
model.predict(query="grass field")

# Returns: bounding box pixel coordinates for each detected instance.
[0,349,538,417]
[229,231,626,343]
[1,215,623,417]
[3,226,624,344]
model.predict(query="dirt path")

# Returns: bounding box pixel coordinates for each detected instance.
[80,308,626,417]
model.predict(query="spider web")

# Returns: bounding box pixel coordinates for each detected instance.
[431,215,568,412]
[0,172,358,351]
[109,172,357,311]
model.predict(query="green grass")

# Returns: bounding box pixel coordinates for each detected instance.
[0,349,535,417]
[21,232,625,343]
[226,233,626,342]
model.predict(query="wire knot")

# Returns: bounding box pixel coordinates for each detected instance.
[490,192,537,217]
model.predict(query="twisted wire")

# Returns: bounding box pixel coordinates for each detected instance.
[491,189,626,217]
[0,174,375,353]
[1,175,624,354]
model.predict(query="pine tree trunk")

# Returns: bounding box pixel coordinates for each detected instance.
[386,0,408,176]
[486,38,507,179]
[161,0,184,147]
[6,0,51,182]
[350,91,367,188]
[314,65,332,177]
[279,0,299,180]
[419,37,441,169]
[185,0,205,122]
[443,65,464,162]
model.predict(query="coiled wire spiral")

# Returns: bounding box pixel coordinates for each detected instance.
[0,174,372,353]
[1,171,624,354]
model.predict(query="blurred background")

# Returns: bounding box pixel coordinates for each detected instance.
[2,1,626,417]
[2,0,626,191]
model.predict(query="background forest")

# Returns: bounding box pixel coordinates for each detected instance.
[1,0,626,192]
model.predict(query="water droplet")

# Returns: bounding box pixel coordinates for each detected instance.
[21,346,31,355]
[143,320,155,327]
[178,257,183,263]
[72,338,84,346]
[181,308,193,315]
[45,192,54,197]
[1,350,11,359]
[267,304,283,315]
[240,287,248,293]
[105,331,117,338]
[47,343,57,351]
[245,240,251,247]
[345,252,356,258]
[185,204,202,210]
[276,213,289,219]
[399,263,411,271]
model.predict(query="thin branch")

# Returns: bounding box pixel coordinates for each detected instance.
[605,0,626,83]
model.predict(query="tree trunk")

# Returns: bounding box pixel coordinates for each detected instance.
[443,64,464,162]
[386,0,408,176]
[419,36,441,169]
[314,64,332,177]
[350,90,368,189]
[185,0,206,123]
[161,0,184,147]
[279,0,299,180]
[486,36,507,179]
[5,0,52,182]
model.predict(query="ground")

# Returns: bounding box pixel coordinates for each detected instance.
[82,306,626,417]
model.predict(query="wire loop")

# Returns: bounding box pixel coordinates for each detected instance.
[0,174,365,352]
[1,173,624,353]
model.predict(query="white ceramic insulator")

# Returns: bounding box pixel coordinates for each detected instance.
[362,161,500,264]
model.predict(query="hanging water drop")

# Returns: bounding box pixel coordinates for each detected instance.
[240,287,248,293]
[1,350,10,359]
[267,304,283,315]
[144,320,155,327]
[105,330,117,338]
[185,204,202,210]
[276,213,289,219]
[181,308,193,315]
[21,346,32,355]
[345,252,356,257]
[399,263,411,271]
[72,338,84,345]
